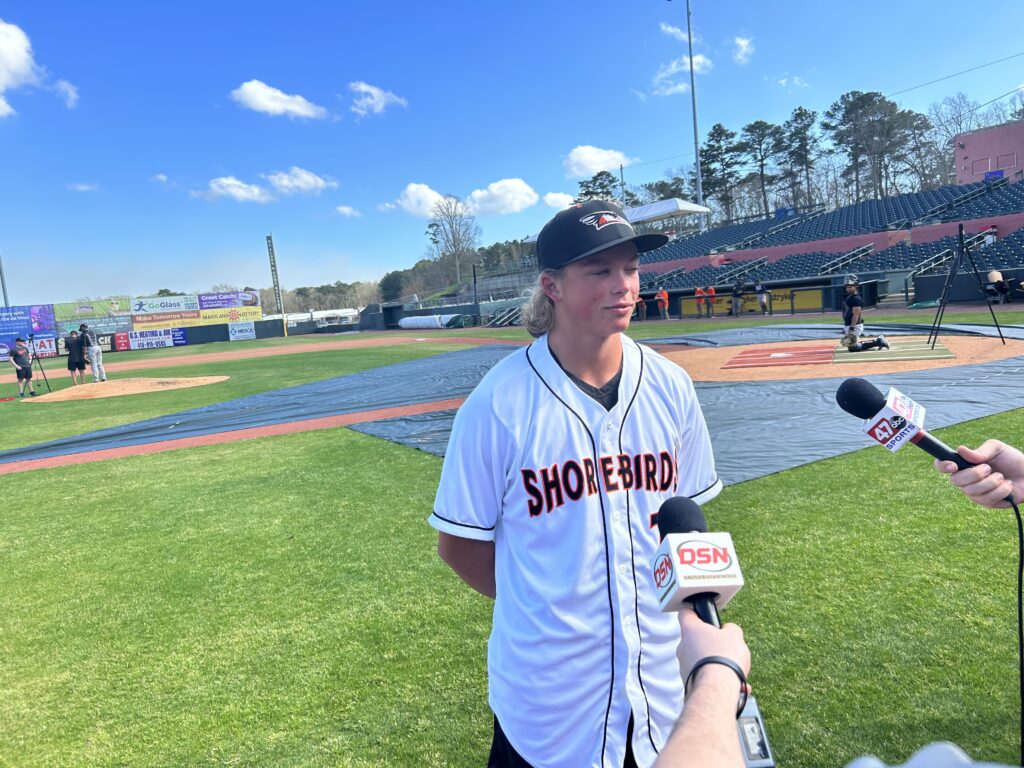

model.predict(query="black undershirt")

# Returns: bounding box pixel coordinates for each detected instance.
[550,349,622,411]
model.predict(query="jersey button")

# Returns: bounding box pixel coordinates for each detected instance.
[618,564,628,575]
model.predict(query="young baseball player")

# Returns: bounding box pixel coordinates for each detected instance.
[431,200,721,768]
[842,277,889,353]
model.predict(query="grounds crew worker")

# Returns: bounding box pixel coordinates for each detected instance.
[655,285,669,320]
[431,200,721,768]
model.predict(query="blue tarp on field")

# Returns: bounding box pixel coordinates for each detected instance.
[5,324,1024,487]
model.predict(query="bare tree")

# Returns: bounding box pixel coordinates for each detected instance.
[426,195,481,284]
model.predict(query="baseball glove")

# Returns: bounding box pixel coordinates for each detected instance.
[842,332,859,348]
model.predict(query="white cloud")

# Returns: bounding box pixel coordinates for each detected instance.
[263,166,337,195]
[564,145,637,179]
[543,192,575,210]
[392,182,444,218]
[67,182,98,192]
[652,54,711,96]
[659,22,689,43]
[349,81,407,118]
[733,36,754,65]
[630,88,648,103]
[55,79,78,108]
[778,74,809,88]
[229,79,328,119]
[151,173,168,183]
[336,205,362,217]
[194,176,274,203]
[0,19,41,117]
[465,178,538,216]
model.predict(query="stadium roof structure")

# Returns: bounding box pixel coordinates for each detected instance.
[523,197,708,242]
[625,198,711,224]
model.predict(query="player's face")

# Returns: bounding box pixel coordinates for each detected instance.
[548,244,640,338]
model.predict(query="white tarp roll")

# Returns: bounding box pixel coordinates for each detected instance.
[398,315,459,329]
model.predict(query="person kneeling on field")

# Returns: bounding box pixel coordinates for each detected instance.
[842,277,889,353]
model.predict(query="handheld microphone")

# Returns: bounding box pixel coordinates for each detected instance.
[651,497,744,626]
[652,497,775,767]
[836,377,1014,502]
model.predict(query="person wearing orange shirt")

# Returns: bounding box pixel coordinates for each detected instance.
[655,286,669,320]
[705,286,716,318]
[694,287,706,319]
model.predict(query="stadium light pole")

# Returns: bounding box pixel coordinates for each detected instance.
[0,248,9,307]
[685,0,706,231]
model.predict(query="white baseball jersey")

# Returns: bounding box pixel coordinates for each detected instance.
[430,333,721,768]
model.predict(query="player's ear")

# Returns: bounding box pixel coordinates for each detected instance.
[540,271,562,303]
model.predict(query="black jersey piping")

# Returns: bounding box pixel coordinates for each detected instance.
[618,341,659,755]
[430,511,496,532]
[525,343,617,766]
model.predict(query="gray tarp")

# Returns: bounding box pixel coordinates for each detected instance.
[0,345,516,465]
[642,322,1024,348]
[5,325,1024,488]
[354,353,1024,485]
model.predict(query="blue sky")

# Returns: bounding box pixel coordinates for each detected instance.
[1,1,1022,305]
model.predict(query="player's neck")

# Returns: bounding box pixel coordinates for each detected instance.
[547,328,623,388]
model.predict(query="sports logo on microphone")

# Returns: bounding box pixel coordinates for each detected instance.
[652,554,674,588]
[676,539,733,572]
[863,387,925,452]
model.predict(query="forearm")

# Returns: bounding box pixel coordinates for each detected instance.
[657,667,743,768]
[437,533,496,599]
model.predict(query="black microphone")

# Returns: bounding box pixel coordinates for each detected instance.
[837,377,974,470]
[657,496,723,628]
[836,377,1015,503]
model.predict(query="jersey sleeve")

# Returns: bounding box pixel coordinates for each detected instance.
[429,391,514,542]
[675,374,722,506]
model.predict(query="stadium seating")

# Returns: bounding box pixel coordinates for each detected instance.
[855,237,959,273]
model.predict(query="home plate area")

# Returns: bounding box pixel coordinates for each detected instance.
[722,338,954,370]
[722,344,835,369]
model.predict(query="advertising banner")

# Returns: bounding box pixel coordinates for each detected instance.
[199,306,263,324]
[131,311,204,330]
[0,305,57,361]
[198,291,261,310]
[172,328,188,346]
[127,329,176,350]
[131,295,200,315]
[53,297,132,335]
[228,322,256,341]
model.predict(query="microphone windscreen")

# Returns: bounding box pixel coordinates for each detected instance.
[657,496,707,540]
[836,377,886,420]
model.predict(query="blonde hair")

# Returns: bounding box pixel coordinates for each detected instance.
[522,269,562,338]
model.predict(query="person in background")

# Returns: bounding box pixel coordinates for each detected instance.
[842,277,889,353]
[66,330,87,385]
[706,285,716,318]
[694,286,706,319]
[656,285,670,320]
[79,323,107,382]
[9,337,38,397]
[730,278,744,317]
[754,279,770,316]
[636,294,648,321]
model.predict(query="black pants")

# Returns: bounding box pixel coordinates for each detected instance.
[488,715,638,768]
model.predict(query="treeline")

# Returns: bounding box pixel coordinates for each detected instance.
[378,198,535,303]
[256,280,380,314]
[581,89,1024,225]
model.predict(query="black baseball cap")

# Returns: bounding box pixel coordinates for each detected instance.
[536,200,668,271]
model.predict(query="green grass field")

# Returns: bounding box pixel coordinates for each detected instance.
[2,327,1022,766]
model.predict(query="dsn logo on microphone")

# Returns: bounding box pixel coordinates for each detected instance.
[676,539,733,572]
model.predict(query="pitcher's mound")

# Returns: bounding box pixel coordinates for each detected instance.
[26,376,229,402]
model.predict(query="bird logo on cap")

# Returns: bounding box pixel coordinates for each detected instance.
[579,210,629,231]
